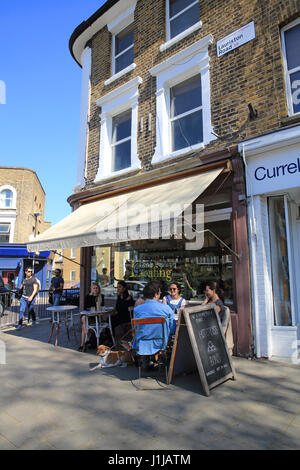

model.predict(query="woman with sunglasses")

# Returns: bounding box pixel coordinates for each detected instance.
[163,282,186,319]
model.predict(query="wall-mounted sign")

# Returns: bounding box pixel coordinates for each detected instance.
[246,143,300,195]
[217,21,255,57]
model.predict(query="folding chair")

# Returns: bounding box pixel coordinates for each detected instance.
[132,317,169,389]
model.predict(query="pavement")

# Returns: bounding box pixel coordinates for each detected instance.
[0,318,300,451]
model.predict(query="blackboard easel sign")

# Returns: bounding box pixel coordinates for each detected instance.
[168,304,236,396]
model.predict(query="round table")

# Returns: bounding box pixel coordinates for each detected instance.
[47,305,78,346]
[80,307,115,347]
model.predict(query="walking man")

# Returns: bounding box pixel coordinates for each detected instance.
[17,267,39,330]
[50,269,64,306]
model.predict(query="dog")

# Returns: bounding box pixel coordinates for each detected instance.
[90,345,134,371]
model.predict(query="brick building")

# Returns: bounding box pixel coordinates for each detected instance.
[28,0,300,358]
[0,167,51,243]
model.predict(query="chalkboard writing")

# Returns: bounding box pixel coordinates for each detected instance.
[168,305,236,396]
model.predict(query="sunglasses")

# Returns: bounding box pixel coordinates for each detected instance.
[170,287,178,291]
[27,270,33,273]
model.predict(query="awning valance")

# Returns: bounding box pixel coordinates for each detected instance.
[27,168,224,252]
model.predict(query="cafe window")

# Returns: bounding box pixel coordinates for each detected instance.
[281,19,300,115]
[113,25,134,75]
[0,223,10,243]
[170,75,203,152]
[168,0,200,40]
[268,196,292,326]
[91,218,233,305]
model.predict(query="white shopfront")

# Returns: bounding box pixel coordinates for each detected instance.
[241,125,300,362]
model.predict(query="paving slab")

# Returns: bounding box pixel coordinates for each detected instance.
[1,322,300,451]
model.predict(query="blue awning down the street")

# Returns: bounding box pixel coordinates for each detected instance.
[0,258,20,270]
[0,246,50,258]
[26,167,225,252]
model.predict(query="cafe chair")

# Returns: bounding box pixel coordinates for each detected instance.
[222,306,234,356]
[131,317,169,389]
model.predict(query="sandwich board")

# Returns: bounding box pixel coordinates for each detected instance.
[167,304,236,396]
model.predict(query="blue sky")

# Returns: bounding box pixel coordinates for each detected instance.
[0,1,106,225]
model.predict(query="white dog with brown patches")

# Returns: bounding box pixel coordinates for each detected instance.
[89,345,134,371]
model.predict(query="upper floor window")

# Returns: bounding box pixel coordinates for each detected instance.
[0,223,10,243]
[114,25,134,75]
[0,189,13,208]
[281,19,300,115]
[168,0,200,39]
[70,248,76,259]
[112,110,132,172]
[170,75,202,152]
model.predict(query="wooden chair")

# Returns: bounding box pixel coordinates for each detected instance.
[132,316,169,388]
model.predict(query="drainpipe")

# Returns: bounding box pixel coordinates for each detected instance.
[242,143,261,358]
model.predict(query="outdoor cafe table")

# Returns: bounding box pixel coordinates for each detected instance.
[80,307,115,347]
[47,305,78,346]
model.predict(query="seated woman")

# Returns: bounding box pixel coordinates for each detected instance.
[78,282,104,352]
[202,281,226,324]
[163,281,186,315]
[111,281,135,339]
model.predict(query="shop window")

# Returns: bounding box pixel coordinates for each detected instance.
[281,19,300,115]
[92,218,233,305]
[168,0,200,39]
[268,196,292,326]
[0,189,13,208]
[113,25,134,75]
[170,75,202,152]
[111,110,132,172]
[0,224,10,243]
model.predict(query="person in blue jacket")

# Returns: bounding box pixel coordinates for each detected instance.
[132,281,175,356]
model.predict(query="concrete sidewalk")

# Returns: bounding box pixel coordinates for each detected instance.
[0,320,300,450]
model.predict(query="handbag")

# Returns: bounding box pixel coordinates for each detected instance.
[15,287,23,300]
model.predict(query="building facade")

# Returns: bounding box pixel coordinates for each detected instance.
[29,0,300,358]
[0,167,51,289]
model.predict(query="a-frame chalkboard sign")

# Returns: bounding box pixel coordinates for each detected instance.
[167,304,237,396]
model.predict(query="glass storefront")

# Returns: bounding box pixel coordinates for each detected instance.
[268,196,292,326]
[91,219,233,305]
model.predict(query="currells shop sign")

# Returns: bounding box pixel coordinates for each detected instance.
[217,21,255,57]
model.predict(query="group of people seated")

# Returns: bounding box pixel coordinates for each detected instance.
[78,278,226,356]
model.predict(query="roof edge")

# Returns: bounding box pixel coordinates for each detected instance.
[69,0,120,67]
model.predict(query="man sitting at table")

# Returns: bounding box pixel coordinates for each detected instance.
[132,281,175,364]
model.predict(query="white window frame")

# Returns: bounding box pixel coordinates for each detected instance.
[106,3,137,86]
[70,270,76,282]
[0,223,11,243]
[281,18,300,116]
[169,75,203,153]
[161,0,202,52]
[95,76,142,182]
[0,185,17,209]
[112,25,134,76]
[150,35,215,165]
[70,248,76,259]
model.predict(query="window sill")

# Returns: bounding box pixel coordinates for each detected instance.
[153,143,204,165]
[104,63,136,86]
[281,113,300,127]
[160,21,203,52]
[94,161,141,184]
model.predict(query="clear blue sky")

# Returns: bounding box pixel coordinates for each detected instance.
[0,1,106,225]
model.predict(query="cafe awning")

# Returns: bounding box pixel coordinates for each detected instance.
[27,167,224,252]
